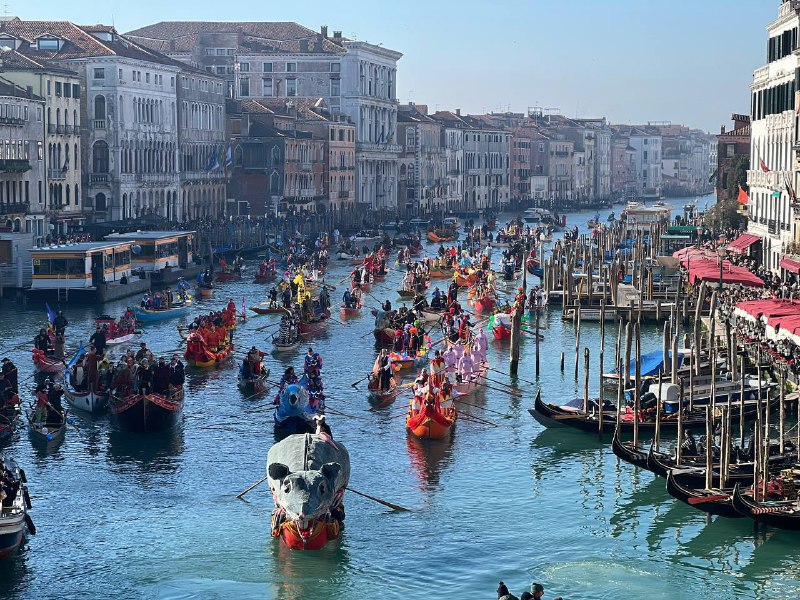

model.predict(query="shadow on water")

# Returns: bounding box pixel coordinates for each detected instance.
[528,427,604,481]
[0,545,31,599]
[105,426,185,474]
[405,434,455,493]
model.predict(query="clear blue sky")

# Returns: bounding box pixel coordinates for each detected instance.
[10,0,770,132]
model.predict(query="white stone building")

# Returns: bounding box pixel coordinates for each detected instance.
[746,0,799,272]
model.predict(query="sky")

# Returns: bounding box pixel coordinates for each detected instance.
[7,0,772,132]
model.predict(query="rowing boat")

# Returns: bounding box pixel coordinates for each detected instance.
[133,303,191,323]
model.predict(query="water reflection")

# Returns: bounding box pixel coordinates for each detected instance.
[405,434,454,492]
[266,537,351,600]
[105,426,185,474]
[0,545,32,599]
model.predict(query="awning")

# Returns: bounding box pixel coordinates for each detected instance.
[687,259,764,287]
[726,233,761,255]
[780,255,800,274]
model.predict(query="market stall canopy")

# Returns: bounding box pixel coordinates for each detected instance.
[672,246,716,266]
[779,255,800,274]
[726,233,761,255]
[687,259,764,287]
[734,299,800,321]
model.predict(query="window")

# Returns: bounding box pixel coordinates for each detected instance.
[215,66,226,74]
[643,151,648,160]
[63,83,71,98]
[644,138,648,145]
[72,84,80,98]
[286,62,297,73]
[37,141,43,160]
[239,77,250,97]
[226,66,235,75]
[331,62,340,73]
[93,68,105,80]
[170,77,175,88]
[330,79,340,96]
[726,144,735,158]
[262,78,273,97]
[145,73,150,83]
[37,38,59,51]
[239,62,250,73]
[23,106,27,120]
[46,80,51,96]
[286,79,296,97]
[263,62,273,73]
[206,48,215,55]
[55,81,62,97]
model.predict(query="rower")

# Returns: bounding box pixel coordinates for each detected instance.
[53,310,68,335]
[343,288,354,308]
[305,347,323,376]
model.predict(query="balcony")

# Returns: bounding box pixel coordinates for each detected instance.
[300,162,312,171]
[89,173,109,184]
[0,159,31,174]
[93,119,106,130]
[768,219,779,235]
[56,125,66,135]
[65,125,74,135]
[48,169,67,181]
[356,142,402,154]
[338,191,350,198]
[0,201,29,215]
[136,173,177,184]
[47,124,56,134]
[300,188,315,196]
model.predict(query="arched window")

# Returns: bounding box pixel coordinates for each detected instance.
[94,95,106,120]
[270,171,280,194]
[65,185,70,206]
[95,192,107,211]
[92,140,109,173]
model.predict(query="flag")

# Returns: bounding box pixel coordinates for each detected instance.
[737,185,749,205]
[785,174,797,204]
[62,156,68,173]
[755,142,770,173]
[225,145,233,168]
[45,302,55,326]
[206,146,220,172]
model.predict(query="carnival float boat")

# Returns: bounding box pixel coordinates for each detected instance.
[109,388,184,433]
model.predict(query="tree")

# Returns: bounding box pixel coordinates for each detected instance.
[726,155,749,201]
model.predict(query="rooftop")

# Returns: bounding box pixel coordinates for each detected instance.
[105,230,195,240]
[31,241,132,253]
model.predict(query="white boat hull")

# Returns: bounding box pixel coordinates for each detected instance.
[64,389,109,414]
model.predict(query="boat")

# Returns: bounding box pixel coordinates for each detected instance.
[109,388,184,433]
[474,294,496,312]
[731,483,800,530]
[406,403,457,440]
[340,302,362,319]
[299,309,331,335]
[63,348,109,414]
[196,283,214,298]
[216,269,242,283]
[420,308,445,323]
[238,370,271,396]
[0,404,19,444]
[274,381,317,437]
[350,230,383,246]
[587,215,600,228]
[184,330,234,368]
[250,305,288,315]
[367,373,400,408]
[0,454,34,559]
[426,229,458,244]
[26,407,66,445]
[524,207,552,224]
[31,349,66,373]
[272,336,301,353]
[611,427,649,469]
[254,272,276,284]
[489,313,512,341]
[665,470,742,519]
[133,302,191,323]
[451,363,487,396]
[94,314,140,346]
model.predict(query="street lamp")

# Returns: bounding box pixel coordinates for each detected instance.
[716,246,726,292]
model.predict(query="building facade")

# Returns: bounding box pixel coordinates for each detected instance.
[397,104,446,216]
[716,114,751,202]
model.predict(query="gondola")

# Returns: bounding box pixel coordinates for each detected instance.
[216,269,242,282]
[298,310,330,335]
[253,272,276,284]
[340,302,362,319]
[63,367,109,415]
[272,334,301,353]
[731,483,800,530]
[474,295,496,312]
[196,283,214,298]
[665,470,742,519]
[109,388,184,433]
[611,427,649,469]
[238,370,271,396]
[0,454,34,559]
[0,405,20,445]
[26,407,66,445]
[406,404,456,440]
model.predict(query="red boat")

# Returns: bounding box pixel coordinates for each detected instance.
[216,270,242,283]
[374,327,394,346]
[31,349,65,373]
[367,373,400,408]
[272,515,342,551]
[109,388,184,433]
[299,310,331,335]
[474,295,496,312]
[492,321,511,340]
[254,272,276,284]
[340,303,362,319]
[406,403,456,440]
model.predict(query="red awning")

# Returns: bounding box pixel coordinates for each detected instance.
[780,255,800,274]
[726,233,761,255]
[687,259,764,287]
[672,246,716,267]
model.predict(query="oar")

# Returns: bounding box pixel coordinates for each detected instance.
[482,375,520,391]
[452,397,512,418]
[256,322,281,332]
[236,474,269,499]
[345,486,411,512]
[485,366,538,387]
[323,406,372,420]
[351,373,372,388]
[459,412,500,427]
[474,381,522,397]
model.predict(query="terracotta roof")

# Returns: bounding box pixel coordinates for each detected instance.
[0,74,43,100]
[0,48,78,75]
[720,124,751,138]
[125,21,346,55]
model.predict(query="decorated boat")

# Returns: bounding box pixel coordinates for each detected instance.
[94,314,140,345]
[0,454,34,559]
[63,347,109,414]
[274,381,317,436]
[196,282,214,298]
[267,433,349,550]
[488,313,512,341]
[31,349,66,373]
[184,329,234,368]
[731,482,800,530]
[367,374,400,408]
[406,402,457,440]
[133,302,191,323]
[109,387,184,433]
[451,362,487,396]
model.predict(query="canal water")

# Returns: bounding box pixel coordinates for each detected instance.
[2,195,799,600]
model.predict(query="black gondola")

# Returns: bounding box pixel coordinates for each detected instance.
[665,470,741,519]
[109,388,184,433]
[611,427,649,469]
[732,483,800,530]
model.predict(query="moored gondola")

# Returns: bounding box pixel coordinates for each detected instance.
[611,426,648,469]
[0,454,35,559]
[731,483,800,530]
[665,470,742,519]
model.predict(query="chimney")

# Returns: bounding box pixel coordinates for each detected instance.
[720,125,726,135]
[455,108,461,116]
[333,31,342,43]
[321,25,328,38]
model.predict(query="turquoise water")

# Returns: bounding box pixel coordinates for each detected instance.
[2,197,800,600]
